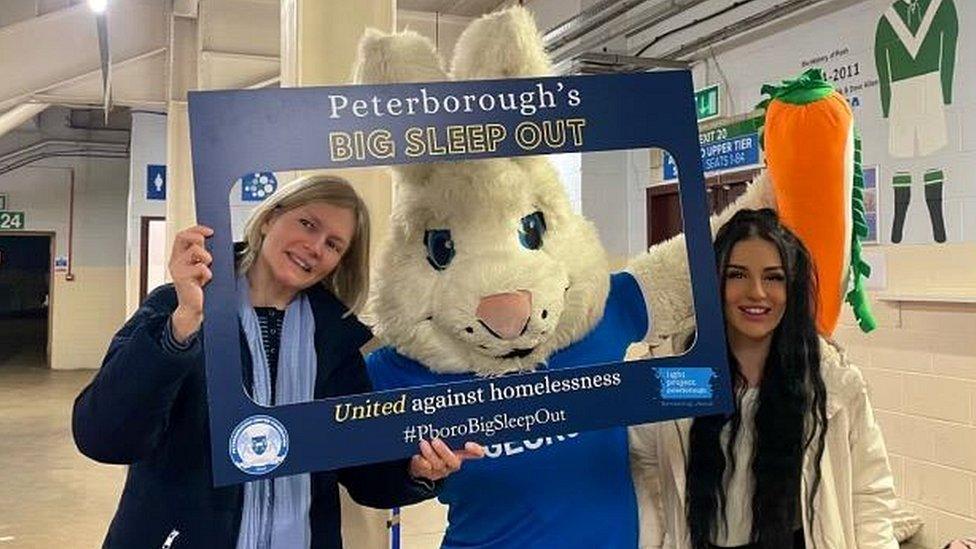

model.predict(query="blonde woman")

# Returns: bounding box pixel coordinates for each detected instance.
[74,175,482,549]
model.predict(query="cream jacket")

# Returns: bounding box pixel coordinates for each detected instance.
[629,338,899,549]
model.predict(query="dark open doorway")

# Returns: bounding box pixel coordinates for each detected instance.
[0,233,53,368]
[646,168,763,248]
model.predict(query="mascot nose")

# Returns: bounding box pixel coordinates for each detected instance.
[476,291,532,340]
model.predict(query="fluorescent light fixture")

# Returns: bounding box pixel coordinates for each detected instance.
[88,0,108,13]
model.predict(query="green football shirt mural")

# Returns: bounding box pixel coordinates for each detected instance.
[874,0,958,243]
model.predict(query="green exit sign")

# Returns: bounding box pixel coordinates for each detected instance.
[695,84,720,121]
[0,211,25,230]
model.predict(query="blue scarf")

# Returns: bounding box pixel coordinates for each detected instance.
[236,276,316,549]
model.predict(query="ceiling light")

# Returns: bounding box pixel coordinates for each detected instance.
[88,0,108,13]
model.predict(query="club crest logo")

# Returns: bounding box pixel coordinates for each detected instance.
[229,415,289,475]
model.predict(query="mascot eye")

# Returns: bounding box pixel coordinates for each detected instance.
[518,211,547,250]
[424,229,455,270]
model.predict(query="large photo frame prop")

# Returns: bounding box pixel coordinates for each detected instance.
[189,71,732,487]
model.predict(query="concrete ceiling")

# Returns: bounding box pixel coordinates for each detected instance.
[398,0,511,17]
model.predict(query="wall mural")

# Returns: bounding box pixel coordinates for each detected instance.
[875,0,958,243]
[692,0,971,245]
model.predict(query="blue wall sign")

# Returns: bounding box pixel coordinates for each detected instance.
[663,132,760,181]
[147,164,167,200]
[240,172,278,201]
[189,71,731,486]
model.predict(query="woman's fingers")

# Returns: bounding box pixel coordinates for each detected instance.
[176,227,207,247]
[409,439,486,481]
[168,226,215,320]
[170,226,214,283]
[459,441,486,460]
[172,226,213,258]
[184,225,214,238]
[192,264,213,284]
[431,438,462,472]
[185,244,212,266]
[170,256,212,282]
[410,454,432,475]
[418,439,446,472]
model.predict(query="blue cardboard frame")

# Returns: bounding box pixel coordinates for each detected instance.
[189,70,732,487]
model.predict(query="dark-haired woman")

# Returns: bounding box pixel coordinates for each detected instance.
[630,208,898,549]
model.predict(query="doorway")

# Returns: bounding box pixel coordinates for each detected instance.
[140,216,166,304]
[646,168,762,247]
[0,233,53,368]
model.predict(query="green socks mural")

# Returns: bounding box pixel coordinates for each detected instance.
[924,169,946,243]
[890,172,912,243]
[889,170,947,244]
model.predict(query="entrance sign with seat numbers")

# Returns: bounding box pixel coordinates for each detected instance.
[664,114,764,181]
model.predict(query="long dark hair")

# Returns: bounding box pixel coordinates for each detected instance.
[686,208,828,548]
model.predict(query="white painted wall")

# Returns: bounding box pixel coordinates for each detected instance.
[0,0,39,27]
[200,0,280,58]
[549,152,582,214]
[0,156,129,370]
[526,0,581,32]
[0,0,80,27]
[398,10,472,63]
[126,111,168,314]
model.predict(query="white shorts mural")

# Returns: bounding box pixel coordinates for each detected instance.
[887,71,947,158]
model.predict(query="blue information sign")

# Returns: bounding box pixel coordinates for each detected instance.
[189,71,732,486]
[663,132,760,181]
[147,164,167,200]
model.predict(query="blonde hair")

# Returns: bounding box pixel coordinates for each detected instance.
[238,174,371,314]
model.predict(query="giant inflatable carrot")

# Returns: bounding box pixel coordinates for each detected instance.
[760,69,876,335]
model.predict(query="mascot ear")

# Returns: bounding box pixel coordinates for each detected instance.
[352,27,448,85]
[352,28,446,181]
[392,163,435,188]
[450,6,552,80]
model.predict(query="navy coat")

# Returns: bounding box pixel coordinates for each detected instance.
[73,284,433,549]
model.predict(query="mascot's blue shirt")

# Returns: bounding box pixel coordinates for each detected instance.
[367,272,648,549]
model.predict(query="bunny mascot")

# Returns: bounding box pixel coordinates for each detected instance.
[352,6,857,548]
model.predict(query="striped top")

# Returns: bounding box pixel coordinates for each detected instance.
[254,307,285,402]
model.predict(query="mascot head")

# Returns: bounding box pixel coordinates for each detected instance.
[355,7,610,375]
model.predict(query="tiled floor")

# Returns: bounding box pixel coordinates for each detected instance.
[0,364,126,548]
[0,317,451,549]
[0,318,932,548]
